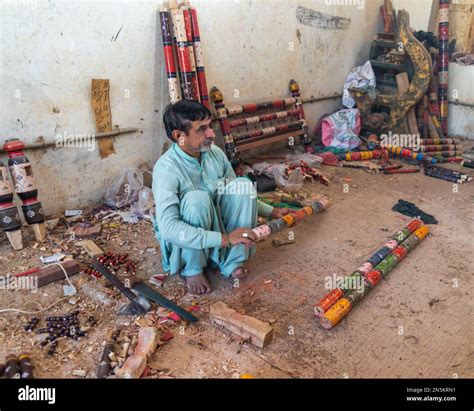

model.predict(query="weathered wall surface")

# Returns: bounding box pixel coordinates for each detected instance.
[12,0,460,215]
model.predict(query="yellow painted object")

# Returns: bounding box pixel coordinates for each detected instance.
[414,225,430,240]
[320,298,352,329]
[240,373,255,379]
[303,206,313,216]
[282,214,295,227]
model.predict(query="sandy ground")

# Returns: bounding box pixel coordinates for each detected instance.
[0,158,473,379]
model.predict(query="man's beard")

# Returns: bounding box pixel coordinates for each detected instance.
[200,140,213,152]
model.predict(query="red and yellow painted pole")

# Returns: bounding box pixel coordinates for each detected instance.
[314,218,422,317]
[159,9,181,103]
[182,6,200,101]
[252,198,329,242]
[320,225,429,329]
[189,6,210,108]
[170,8,194,100]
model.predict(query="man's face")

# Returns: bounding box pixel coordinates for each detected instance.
[174,117,215,156]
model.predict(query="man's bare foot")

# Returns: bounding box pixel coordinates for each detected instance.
[186,273,211,295]
[230,266,249,279]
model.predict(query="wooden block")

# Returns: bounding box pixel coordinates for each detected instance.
[209,301,274,348]
[115,327,159,379]
[31,223,46,242]
[76,240,104,257]
[91,79,115,159]
[6,230,23,250]
[33,260,80,288]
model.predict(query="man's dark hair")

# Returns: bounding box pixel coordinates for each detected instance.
[163,100,211,141]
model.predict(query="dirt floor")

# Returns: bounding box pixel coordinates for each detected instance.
[0,154,473,379]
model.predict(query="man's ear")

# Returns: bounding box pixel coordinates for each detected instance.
[171,130,182,144]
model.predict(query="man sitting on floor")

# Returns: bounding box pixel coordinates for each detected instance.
[152,100,289,294]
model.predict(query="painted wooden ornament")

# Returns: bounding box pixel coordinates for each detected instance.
[3,139,46,242]
[0,160,23,250]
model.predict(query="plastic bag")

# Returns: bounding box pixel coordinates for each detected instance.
[104,167,143,209]
[284,168,304,193]
[285,153,323,168]
[342,61,376,108]
[131,187,155,220]
[321,109,362,150]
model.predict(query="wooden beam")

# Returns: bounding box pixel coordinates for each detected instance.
[209,301,274,348]
[32,260,81,288]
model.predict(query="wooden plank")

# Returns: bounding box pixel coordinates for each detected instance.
[33,260,81,288]
[91,79,115,159]
[396,72,420,136]
[209,301,274,348]
[237,130,304,152]
[75,240,104,257]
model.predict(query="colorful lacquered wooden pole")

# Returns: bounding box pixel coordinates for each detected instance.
[210,86,240,166]
[189,6,210,108]
[170,8,194,100]
[289,79,313,153]
[314,218,422,317]
[159,9,181,103]
[438,0,449,135]
[387,145,437,164]
[251,198,329,242]
[337,150,385,162]
[320,225,429,329]
[3,139,46,242]
[182,6,200,101]
[0,160,23,250]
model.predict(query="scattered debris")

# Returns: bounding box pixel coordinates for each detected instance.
[115,327,159,379]
[209,301,274,348]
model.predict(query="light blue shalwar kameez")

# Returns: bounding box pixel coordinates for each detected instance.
[152,143,274,277]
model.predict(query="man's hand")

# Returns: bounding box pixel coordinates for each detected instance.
[270,207,291,219]
[221,228,257,247]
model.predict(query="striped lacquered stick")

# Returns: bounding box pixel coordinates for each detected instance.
[228,108,300,129]
[210,87,239,165]
[233,120,304,142]
[226,98,296,116]
[189,7,209,108]
[182,6,200,101]
[170,8,194,100]
[289,79,312,152]
[159,9,181,103]
[437,0,449,134]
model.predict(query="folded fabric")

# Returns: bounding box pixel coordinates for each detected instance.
[392,199,438,224]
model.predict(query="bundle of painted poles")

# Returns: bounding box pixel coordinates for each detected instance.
[424,165,472,184]
[159,0,209,107]
[251,198,329,242]
[314,218,429,329]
